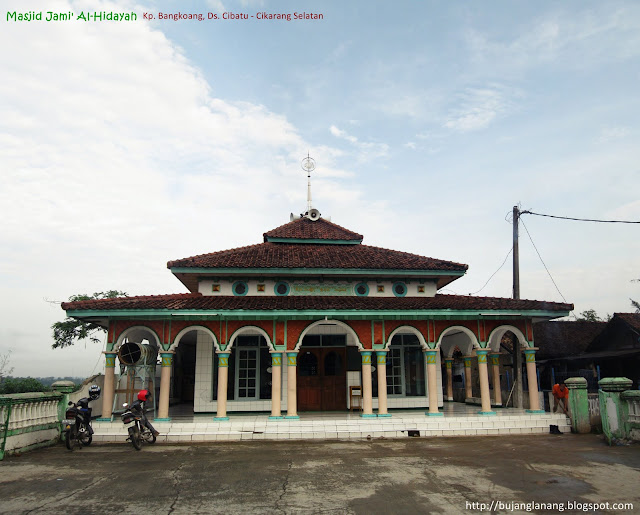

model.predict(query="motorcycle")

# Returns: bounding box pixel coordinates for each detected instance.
[121,398,157,451]
[62,385,100,451]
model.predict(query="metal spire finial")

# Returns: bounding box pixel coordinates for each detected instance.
[301,153,316,213]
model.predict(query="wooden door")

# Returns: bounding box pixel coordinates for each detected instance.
[297,347,347,411]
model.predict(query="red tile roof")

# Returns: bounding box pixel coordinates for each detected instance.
[167,242,468,272]
[62,292,572,313]
[264,217,363,242]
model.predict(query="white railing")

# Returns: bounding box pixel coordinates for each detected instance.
[627,397,640,425]
[1,392,63,459]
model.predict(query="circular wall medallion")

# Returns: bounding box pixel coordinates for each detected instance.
[355,282,369,296]
[232,281,248,296]
[392,281,407,297]
[274,281,290,296]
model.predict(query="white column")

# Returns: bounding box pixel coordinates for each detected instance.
[525,349,543,412]
[425,350,442,416]
[360,351,375,417]
[157,351,174,420]
[269,351,283,419]
[286,352,299,419]
[376,351,390,417]
[214,352,230,420]
[476,350,496,415]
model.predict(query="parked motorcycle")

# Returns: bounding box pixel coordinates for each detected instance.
[62,385,101,451]
[121,389,158,451]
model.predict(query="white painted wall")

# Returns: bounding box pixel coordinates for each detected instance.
[198,279,437,298]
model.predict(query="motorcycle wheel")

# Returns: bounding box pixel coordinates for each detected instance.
[65,427,78,451]
[78,426,92,447]
[131,425,143,451]
[144,431,157,444]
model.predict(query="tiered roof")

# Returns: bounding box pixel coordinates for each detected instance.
[62,292,572,313]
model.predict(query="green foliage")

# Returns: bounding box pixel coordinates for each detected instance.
[631,298,640,314]
[51,290,127,349]
[0,351,13,383]
[0,377,50,394]
[577,309,603,322]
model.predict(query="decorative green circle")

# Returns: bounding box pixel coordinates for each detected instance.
[392,281,407,297]
[232,281,248,296]
[355,282,369,296]
[274,281,290,296]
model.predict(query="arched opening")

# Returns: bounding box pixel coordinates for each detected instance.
[372,331,434,409]
[438,326,480,404]
[169,326,218,415]
[296,320,358,411]
[113,326,161,410]
[208,326,274,413]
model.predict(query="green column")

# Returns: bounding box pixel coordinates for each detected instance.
[50,380,75,425]
[565,377,590,433]
[598,377,633,445]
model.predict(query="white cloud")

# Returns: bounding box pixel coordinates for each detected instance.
[443,85,519,132]
[329,125,389,161]
[466,6,640,73]
[596,126,631,144]
[1,0,372,376]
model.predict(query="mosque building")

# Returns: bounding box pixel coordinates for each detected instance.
[62,158,571,421]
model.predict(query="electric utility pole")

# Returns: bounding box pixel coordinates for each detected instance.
[512,205,523,409]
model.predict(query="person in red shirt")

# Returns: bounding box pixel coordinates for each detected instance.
[552,382,569,415]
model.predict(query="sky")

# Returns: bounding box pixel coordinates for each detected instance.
[1,0,639,378]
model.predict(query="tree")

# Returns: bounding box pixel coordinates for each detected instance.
[0,377,49,394]
[0,350,13,383]
[576,309,603,322]
[51,290,127,349]
[631,298,640,314]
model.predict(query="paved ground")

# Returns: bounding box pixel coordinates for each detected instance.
[1,434,639,514]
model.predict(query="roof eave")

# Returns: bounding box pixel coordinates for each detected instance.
[66,307,570,322]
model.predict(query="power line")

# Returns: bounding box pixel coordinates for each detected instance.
[469,246,513,295]
[522,210,640,224]
[443,246,513,296]
[519,217,569,304]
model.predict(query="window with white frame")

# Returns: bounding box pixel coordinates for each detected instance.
[373,334,425,397]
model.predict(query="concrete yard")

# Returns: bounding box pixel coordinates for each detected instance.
[1,434,639,514]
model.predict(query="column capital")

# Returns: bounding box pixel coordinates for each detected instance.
[216,350,230,356]
[523,348,536,363]
[217,353,230,367]
[104,351,117,368]
[269,350,284,355]
[359,349,373,355]
[360,351,373,365]
[375,350,388,355]
[160,352,174,367]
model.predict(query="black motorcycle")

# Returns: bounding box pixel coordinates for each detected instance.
[121,400,157,450]
[62,385,101,451]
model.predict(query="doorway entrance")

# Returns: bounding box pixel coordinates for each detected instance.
[297,347,347,411]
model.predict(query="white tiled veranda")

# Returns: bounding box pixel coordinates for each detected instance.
[92,403,571,443]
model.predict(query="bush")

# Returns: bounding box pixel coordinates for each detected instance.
[0,377,50,394]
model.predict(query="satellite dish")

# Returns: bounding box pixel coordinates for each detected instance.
[308,208,321,221]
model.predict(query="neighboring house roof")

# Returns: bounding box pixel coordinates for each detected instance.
[586,313,640,352]
[263,217,363,242]
[62,292,572,314]
[534,320,606,360]
[616,313,640,333]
